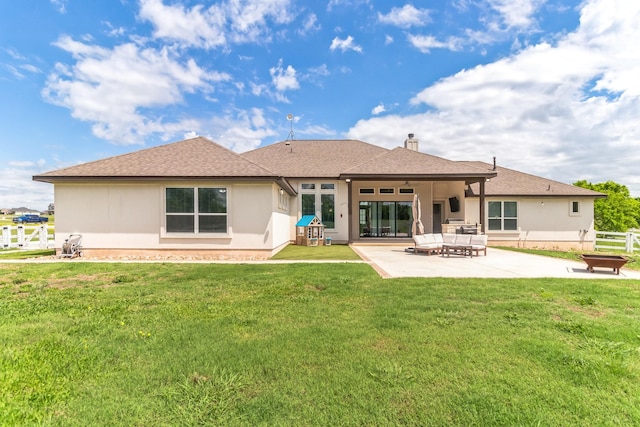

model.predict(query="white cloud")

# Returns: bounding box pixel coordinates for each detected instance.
[270,59,300,92]
[50,0,67,14]
[43,36,231,144]
[378,4,431,28]
[487,0,545,29]
[0,162,53,211]
[209,108,278,152]
[348,0,640,196]
[20,64,42,73]
[408,34,462,53]
[138,0,294,49]
[299,13,321,35]
[308,64,329,77]
[330,35,363,53]
[372,103,386,115]
[385,35,394,45]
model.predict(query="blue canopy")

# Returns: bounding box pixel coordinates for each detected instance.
[296,215,323,227]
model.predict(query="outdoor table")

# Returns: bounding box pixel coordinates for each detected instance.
[442,244,473,258]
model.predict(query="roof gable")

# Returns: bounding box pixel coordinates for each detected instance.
[34,137,277,182]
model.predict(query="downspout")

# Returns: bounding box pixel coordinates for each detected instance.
[347,179,353,244]
[480,179,486,234]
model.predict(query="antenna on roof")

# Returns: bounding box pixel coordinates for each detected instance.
[285,114,294,152]
[286,114,295,140]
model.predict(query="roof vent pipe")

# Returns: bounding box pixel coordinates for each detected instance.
[404,133,418,151]
[492,156,496,171]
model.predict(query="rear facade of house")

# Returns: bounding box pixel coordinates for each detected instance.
[34,135,604,258]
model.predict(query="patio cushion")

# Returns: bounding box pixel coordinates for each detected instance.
[453,234,472,245]
[442,233,456,244]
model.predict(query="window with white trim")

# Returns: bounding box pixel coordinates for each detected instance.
[488,201,517,231]
[300,182,336,229]
[165,187,227,233]
[570,200,581,216]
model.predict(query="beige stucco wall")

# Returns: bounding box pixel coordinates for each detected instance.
[54,181,287,253]
[465,197,596,250]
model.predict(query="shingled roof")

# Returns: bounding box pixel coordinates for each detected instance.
[34,137,278,182]
[242,139,389,178]
[342,147,495,182]
[463,161,606,197]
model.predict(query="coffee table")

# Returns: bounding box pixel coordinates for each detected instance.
[442,244,473,258]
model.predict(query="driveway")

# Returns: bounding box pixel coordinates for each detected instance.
[351,245,640,279]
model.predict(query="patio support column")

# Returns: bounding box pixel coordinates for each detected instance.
[480,179,486,234]
[347,179,353,244]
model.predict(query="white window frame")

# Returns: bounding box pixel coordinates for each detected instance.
[162,186,231,238]
[300,182,337,230]
[487,200,518,231]
[569,200,581,216]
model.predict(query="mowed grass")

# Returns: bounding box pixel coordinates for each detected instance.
[272,243,361,260]
[2,262,640,425]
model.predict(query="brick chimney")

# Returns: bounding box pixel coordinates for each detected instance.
[404,133,418,151]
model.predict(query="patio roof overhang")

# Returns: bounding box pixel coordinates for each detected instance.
[338,172,497,183]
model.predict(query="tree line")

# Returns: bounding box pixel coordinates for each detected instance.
[574,180,640,232]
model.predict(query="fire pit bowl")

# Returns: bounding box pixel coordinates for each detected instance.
[580,254,629,275]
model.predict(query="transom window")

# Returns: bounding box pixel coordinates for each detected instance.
[488,201,517,231]
[166,187,227,233]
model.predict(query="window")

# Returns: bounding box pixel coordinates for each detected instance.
[359,188,374,194]
[379,188,395,194]
[166,187,227,233]
[570,201,581,216]
[321,194,335,228]
[488,201,517,231]
[300,182,337,229]
[399,188,414,194]
[302,194,315,216]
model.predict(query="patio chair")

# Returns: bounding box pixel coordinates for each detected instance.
[60,234,83,258]
[470,234,488,256]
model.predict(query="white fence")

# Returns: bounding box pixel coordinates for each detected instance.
[595,230,640,253]
[1,225,55,250]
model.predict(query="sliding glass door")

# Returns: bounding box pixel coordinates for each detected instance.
[359,201,412,238]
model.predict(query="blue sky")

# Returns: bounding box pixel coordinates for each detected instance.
[1,0,639,210]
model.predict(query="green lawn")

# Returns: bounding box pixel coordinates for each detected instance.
[272,243,361,260]
[2,262,640,425]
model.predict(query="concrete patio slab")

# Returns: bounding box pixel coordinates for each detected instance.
[351,245,640,279]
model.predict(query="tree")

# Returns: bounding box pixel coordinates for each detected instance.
[574,180,640,232]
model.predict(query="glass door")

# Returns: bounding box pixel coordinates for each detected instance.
[359,201,413,238]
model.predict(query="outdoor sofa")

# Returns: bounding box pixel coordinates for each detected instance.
[413,233,488,256]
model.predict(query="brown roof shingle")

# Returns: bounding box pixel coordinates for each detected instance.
[242,139,389,178]
[34,137,277,182]
[463,161,606,197]
[342,147,495,180]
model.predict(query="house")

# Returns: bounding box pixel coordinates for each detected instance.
[11,207,40,216]
[33,135,604,258]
